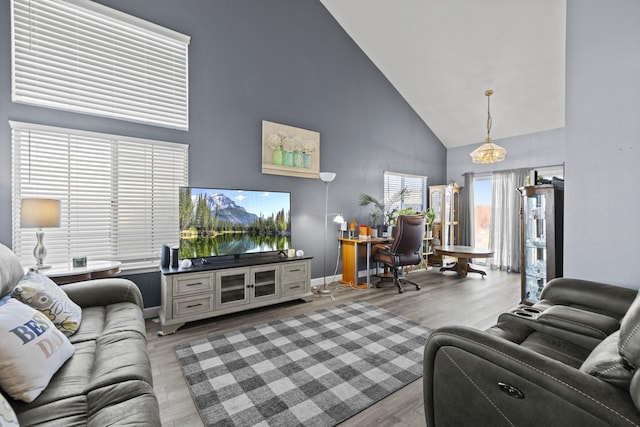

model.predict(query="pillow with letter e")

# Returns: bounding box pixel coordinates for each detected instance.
[12,270,82,337]
[0,297,74,402]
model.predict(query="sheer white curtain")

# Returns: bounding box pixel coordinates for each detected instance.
[489,168,529,272]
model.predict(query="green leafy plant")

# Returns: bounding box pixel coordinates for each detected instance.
[359,188,409,229]
[358,193,385,228]
[424,207,435,228]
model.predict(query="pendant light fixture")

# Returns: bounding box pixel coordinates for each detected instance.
[470,89,507,163]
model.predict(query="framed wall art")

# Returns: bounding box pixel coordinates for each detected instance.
[261,120,320,179]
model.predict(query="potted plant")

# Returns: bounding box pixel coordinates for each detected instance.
[359,188,409,236]
[424,207,435,237]
[358,193,385,233]
[394,207,435,237]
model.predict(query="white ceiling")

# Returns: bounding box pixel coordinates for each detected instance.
[319,0,566,148]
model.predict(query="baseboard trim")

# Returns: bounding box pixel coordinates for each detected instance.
[143,306,160,319]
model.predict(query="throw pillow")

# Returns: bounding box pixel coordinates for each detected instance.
[0,391,20,427]
[619,289,640,368]
[0,297,75,403]
[580,331,633,390]
[12,271,82,337]
[0,243,25,299]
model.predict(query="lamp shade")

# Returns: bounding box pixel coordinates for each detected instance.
[20,199,61,228]
[319,172,336,183]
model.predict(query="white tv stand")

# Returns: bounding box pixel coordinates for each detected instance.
[158,254,313,335]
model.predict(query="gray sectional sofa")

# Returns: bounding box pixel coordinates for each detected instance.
[0,245,160,426]
[424,277,640,426]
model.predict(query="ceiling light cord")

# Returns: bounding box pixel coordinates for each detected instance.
[485,89,493,142]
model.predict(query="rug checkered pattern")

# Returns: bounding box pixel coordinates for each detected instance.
[175,301,431,426]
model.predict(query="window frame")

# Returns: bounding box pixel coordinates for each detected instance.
[383,171,428,221]
[11,0,191,130]
[11,121,189,272]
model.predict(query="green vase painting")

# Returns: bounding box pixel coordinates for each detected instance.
[273,147,283,165]
[293,150,303,167]
[283,150,293,166]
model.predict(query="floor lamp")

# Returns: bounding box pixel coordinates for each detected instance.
[319,172,337,295]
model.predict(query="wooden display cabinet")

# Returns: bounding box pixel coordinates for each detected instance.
[428,182,460,266]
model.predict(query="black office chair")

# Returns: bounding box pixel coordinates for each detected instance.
[372,214,425,294]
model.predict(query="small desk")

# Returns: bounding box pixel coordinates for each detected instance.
[434,245,493,278]
[339,237,392,287]
[37,261,122,285]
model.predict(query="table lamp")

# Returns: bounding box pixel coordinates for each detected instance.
[21,198,61,270]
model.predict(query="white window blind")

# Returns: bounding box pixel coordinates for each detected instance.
[383,171,428,214]
[11,121,189,271]
[11,0,190,130]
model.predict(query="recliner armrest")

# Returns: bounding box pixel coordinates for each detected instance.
[424,325,639,426]
[539,278,637,320]
[60,278,144,309]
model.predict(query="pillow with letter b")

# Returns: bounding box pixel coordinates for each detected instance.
[0,297,75,402]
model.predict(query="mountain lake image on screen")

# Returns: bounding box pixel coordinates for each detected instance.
[179,187,292,259]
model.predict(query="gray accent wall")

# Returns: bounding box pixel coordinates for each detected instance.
[0,0,445,306]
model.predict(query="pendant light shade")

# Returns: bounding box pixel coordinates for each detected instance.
[470,90,507,164]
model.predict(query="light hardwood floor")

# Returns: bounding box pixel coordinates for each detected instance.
[146,267,521,427]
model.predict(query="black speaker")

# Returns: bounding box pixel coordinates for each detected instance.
[161,244,170,268]
[170,246,179,269]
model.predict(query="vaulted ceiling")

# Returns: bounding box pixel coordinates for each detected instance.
[319,0,566,148]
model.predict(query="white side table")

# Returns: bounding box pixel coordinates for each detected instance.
[34,261,122,285]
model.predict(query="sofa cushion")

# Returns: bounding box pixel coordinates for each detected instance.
[12,271,82,337]
[0,243,25,298]
[537,305,620,340]
[619,290,640,368]
[0,298,75,402]
[580,331,633,390]
[0,391,20,427]
[519,331,591,368]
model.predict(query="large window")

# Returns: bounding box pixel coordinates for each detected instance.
[473,175,492,249]
[11,0,190,129]
[383,171,428,219]
[11,122,188,271]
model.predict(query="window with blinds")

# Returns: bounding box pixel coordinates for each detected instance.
[11,0,190,130]
[11,121,189,271]
[383,171,428,215]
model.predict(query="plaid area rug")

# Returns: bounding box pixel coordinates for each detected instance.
[175,301,431,427]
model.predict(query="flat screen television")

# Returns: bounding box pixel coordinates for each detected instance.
[179,187,291,259]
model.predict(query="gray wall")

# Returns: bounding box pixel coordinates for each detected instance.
[563,0,640,288]
[0,0,446,306]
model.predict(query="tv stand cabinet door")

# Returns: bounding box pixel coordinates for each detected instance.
[215,268,250,310]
